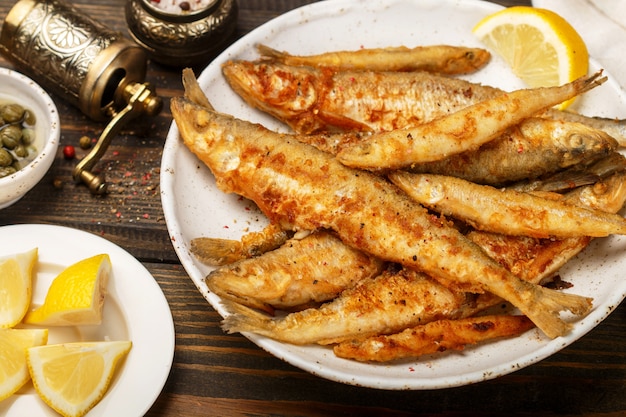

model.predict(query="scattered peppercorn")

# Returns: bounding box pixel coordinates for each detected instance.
[52,177,64,189]
[63,145,75,159]
[79,135,92,149]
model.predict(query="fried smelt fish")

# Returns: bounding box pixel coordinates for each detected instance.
[406,118,618,186]
[172,70,592,338]
[191,223,289,266]
[390,172,626,238]
[257,44,491,74]
[337,72,607,170]
[222,60,503,134]
[222,268,471,345]
[333,315,535,362]
[206,231,385,314]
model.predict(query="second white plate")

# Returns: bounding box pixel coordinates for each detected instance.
[0,224,175,416]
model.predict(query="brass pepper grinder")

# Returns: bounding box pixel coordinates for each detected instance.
[0,0,163,195]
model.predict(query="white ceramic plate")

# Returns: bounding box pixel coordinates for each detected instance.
[160,0,626,390]
[0,224,174,415]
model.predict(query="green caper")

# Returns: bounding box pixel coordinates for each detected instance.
[13,144,28,158]
[0,148,13,167]
[21,128,35,145]
[23,109,36,126]
[0,166,16,178]
[0,103,25,123]
[0,125,22,149]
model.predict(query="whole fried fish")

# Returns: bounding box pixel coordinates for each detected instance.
[405,118,617,185]
[223,60,502,134]
[222,267,472,345]
[336,72,606,171]
[257,44,491,74]
[206,231,385,313]
[333,315,535,362]
[172,70,592,338]
[390,172,626,238]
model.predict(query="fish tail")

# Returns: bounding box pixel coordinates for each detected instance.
[575,70,607,95]
[191,237,243,265]
[257,44,286,60]
[521,285,593,339]
[182,68,214,110]
[221,301,276,336]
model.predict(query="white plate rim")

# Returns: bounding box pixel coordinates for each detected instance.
[0,224,175,416]
[160,0,626,390]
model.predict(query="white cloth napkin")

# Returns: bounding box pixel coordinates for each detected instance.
[532,0,626,91]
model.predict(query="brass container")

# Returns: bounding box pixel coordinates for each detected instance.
[0,0,149,122]
[125,0,238,67]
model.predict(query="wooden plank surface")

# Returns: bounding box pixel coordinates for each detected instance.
[0,1,625,416]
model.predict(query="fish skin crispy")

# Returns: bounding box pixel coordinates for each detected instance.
[405,118,618,186]
[206,231,385,314]
[221,267,472,345]
[389,172,626,238]
[333,315,535,362]
[336,72,607,171]
[345,171,626,363]
[257,44,491,75]
[171,83,592,338]
[221,172,626,349]
[222,60,502,134]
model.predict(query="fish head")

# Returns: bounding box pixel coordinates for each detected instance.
[222,60,319,122]
[171,97,246,181]
[574,169,626,213]
[550,120,619,157]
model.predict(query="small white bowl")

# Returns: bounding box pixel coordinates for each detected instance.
[0,68,60,209]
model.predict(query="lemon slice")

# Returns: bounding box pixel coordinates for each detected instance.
[473,6,589,109]
[24,254,111,326]
[27,341,132,417]
[0,248,38,328]
[0,328,48,401]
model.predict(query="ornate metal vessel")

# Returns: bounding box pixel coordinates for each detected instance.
[125,0,238,67]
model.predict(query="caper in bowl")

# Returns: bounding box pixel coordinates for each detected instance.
[0,68,60,209]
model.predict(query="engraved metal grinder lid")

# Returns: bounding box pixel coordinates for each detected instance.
[126,0,238,67]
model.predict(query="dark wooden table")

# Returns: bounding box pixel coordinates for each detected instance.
[1,0,625,416]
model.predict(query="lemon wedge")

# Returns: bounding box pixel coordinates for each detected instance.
[473,6,589,109]
[27,341,132,417]
[0,248,38,328]
[0,328,48,401]
[24,254,111,326]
